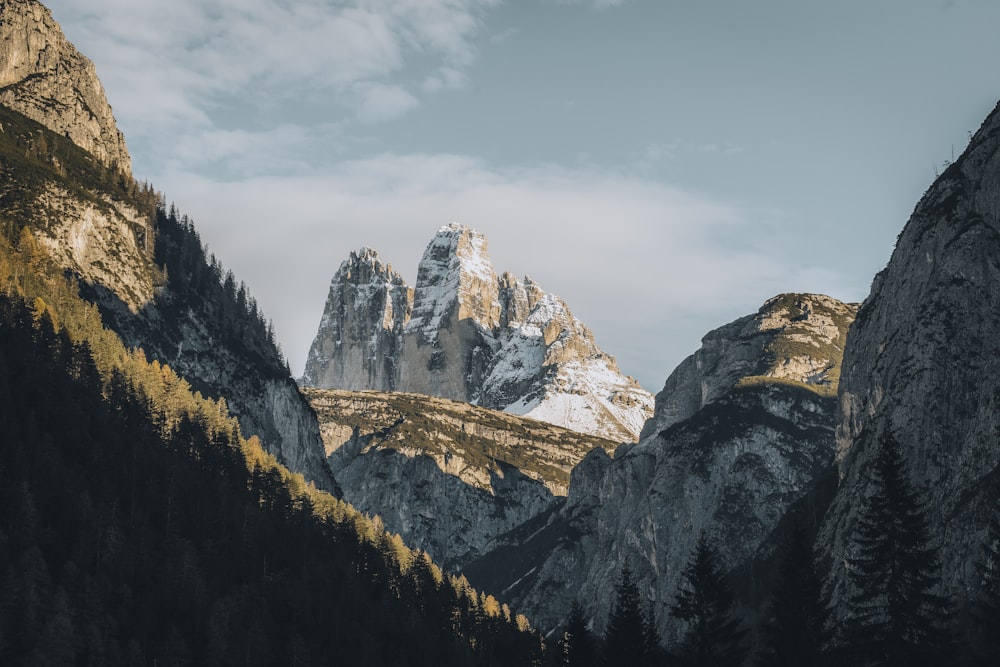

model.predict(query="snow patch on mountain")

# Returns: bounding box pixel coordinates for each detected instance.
[304,224,653,442]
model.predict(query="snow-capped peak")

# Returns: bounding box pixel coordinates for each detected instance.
[305,224,654,442]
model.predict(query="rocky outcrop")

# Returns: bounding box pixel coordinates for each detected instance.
[33,184,154,312]
[302,248,410,391]
[397,223,502,400]
[818,101,1000,606]
[303,223,654,442]
[0,0,131,173]
[304,387,618,569]
[640,293,856,438]
[465,294,854,640]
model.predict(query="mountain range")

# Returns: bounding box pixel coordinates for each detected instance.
[301,224,654,443]
[5,0,1000,664]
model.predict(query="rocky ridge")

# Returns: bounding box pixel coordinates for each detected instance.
[304,223,654,443]
[465,293,855,640]
[641,293,856,438]
[304,387,618,569]
[818,101,1000,606]
[0,0,131,173]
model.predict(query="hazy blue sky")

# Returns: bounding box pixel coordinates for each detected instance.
[45,0,1000,391]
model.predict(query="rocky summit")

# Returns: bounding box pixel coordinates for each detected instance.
[640,293,856,438]
[818,100,1000,606]
[303,223,654,442]
[465,293,856,640]
[302,247,411,391]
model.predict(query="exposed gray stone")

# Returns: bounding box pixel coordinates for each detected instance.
[303,223,654,442]
[818,100,1000,609]
[0,0,131,173]
[466,293,854,641]
[304,387,619,570]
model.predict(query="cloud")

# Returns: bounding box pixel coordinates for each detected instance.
[422,67,468,94]
[155,154,865,390]
[548,0,629,9]
[354,83,420,123]
[46,0,499,165]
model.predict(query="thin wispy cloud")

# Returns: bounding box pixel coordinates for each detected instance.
[549,0,628,9]
[47,0,499,172]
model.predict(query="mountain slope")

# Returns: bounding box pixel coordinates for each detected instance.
[466,293,856,641]
[818,100,1000,608]
[303,223,654,442]
[304,387,618,570]
[0,287,540,666]
[0,0,333,491]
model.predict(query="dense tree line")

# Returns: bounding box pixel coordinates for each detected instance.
[553,430,1000,666]
[149,205,289,380]
[0,239,541,665]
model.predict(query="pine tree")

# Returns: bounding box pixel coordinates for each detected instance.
[756,521,828,666]
[642,602,667,667]
[561,600,596,667]
[603,565,647,666]
[670,537,747,667]
[840,432,952,666]
[966,502,1000,665]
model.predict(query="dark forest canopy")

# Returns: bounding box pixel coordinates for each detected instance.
[0,244,542,666]
[0,107,542,663]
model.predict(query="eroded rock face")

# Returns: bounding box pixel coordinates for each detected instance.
[302,248,410,391]
[818,101,1000,606]
[304,388,618,569]
[33,185,154,312]
[303,223,654,442]
[0,0,131,173]
[465,294,854,641]
[398,224,501,400]
[641,293,857,438]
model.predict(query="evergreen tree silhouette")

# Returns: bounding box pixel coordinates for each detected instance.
[561,600,597,667]
[756,521,828,666]
[670,537,747,667]
[840,432,952,666]
[603,564,647,666]
[966,501,1000,665]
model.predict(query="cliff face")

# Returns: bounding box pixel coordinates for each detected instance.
[303,223,654,443]
[641,293,856,438]
[302,248,411,391]
[94,213,338,494]
[818,101,1000,604]
[304,387,618,570]
[466,294,855,639]
[0,0,131,173]
[397,224,501,400]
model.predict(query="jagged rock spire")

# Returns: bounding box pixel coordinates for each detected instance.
[303,223,655,442]
[303,247,411,391]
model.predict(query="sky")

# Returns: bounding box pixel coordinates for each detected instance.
[44,0,1000,391]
